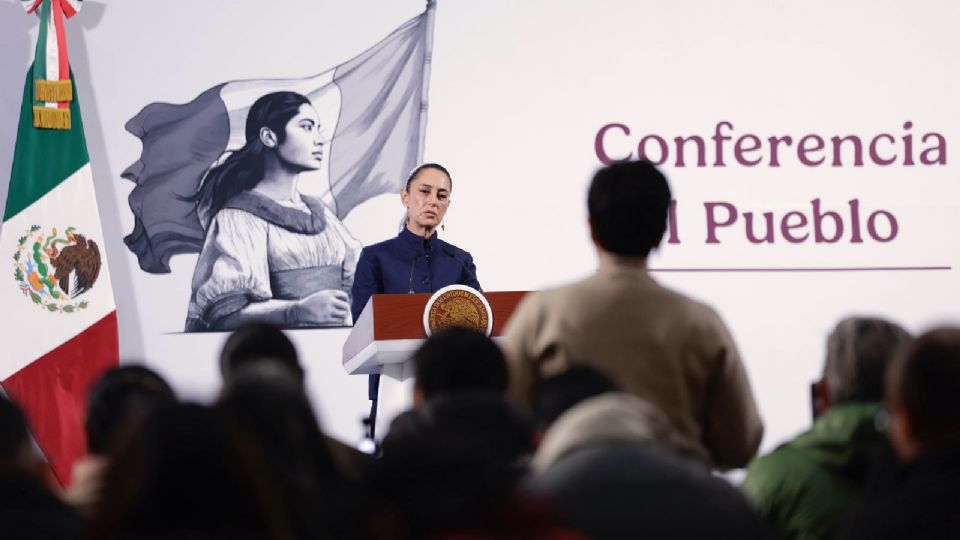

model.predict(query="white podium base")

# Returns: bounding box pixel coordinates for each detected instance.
[375,361,416,440]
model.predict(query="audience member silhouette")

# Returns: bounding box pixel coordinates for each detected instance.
[524,369,770,540]
[384,327,512,447]
[0,394,83,540]
[526,367,677,473]
[412,326,509,405]
[370,393,584,539]
[218,364,361,539]
[66,365,176,517]
[91,402,290,540]
[218,321,369,479]
[531,366,618,434]
[501,160,763,468]
[219,321,303,384]
[743,317,910,540]
[844,327,960,540]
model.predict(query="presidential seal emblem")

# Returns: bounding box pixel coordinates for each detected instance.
[12,225,102,313]
[423,285,493,337]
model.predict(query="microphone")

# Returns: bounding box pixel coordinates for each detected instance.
[442,247,481,292]
[407,251,420,294]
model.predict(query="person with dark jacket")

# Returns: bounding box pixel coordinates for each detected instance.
[844,327,960,540]
[219,322,369,480]
[66,365,176,518]
[743,317,910,540]
[524,368,770,540]
[0,393,83,540]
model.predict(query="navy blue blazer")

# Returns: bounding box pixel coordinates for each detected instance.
[350,228,481,321]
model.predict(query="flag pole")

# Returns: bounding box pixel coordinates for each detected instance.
[416,0,437,164]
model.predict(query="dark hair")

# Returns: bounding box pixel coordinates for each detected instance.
[587,160,671,257]
[219,322,302,384]
[405,162,452,191]
[533,366,618,428]
[823,316,911,404]
[91,403,289,539]
[218,368,359,539]
[413,327,508,399]
[85,365,177,455]
[0,394,30,471]
[372,395,532,538]
[888,327,960,451]
[195,91,311,224]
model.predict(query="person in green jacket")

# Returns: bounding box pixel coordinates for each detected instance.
[742,317,911,540]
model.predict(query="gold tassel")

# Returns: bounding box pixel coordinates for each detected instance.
[35,80,73,103]
[33,106,71,130]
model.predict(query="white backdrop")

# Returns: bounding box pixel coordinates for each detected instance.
[1,0,958,451]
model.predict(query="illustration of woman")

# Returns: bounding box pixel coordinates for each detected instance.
[185,91,360,332]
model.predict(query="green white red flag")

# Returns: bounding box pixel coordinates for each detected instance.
[2,0,118,486]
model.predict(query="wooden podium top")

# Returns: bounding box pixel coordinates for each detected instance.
[342,291,528,375]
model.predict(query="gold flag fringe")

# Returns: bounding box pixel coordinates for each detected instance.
[35,80,73,103]
[33,106,71,130]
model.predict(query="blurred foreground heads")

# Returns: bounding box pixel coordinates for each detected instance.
[743,316,911,540]
[524,368,769,540]
[0,394,83,540]
[373,328,588,539]
[67,365,176,518]
[845,327,960,540]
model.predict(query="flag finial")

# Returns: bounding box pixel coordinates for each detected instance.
[29,0,83,130]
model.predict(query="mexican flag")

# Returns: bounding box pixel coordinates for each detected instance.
[1,0,118,486]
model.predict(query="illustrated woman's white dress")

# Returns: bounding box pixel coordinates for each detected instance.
[185,191,360,331]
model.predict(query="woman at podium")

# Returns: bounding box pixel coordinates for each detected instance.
[350,163,482,439]
[350,163,482,321]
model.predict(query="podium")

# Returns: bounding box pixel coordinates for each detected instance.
[342,291,528,438]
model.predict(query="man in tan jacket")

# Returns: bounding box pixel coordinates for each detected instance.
[501,160,763,469]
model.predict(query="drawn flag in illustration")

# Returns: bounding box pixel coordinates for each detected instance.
[122,2,438,273]
[1,0,118,485]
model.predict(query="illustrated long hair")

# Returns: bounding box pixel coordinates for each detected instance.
[195,91,311,227]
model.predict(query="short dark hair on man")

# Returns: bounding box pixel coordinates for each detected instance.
[888,327,960,451]
[219,322,302,384]
[824,316,911,404]
[85,365,176,455]
[533,366,618,429]
[588,160,671,258]
[414,327,508,399]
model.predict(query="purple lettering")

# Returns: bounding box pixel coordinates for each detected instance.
[781,211,809,243]
[903,121,914,166]
[674,135,706,167]
[712,121,734,167]
[594,123,632,164]
[868,134,896,166]
[744,211,775,243]
[704,202,737,244]
[734,134,762,166]
[920,133,947,165]
[638,135,669,165]
[812,198,843,243]
[849,199,863,243]
[666,199,681,244]
[768,136,793,167]
[867,210,898,242]
[798,135,826,166]
[830,135,864,167]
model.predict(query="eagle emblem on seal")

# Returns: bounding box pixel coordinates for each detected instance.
[423,285,493,336]
[13,225,101,313]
